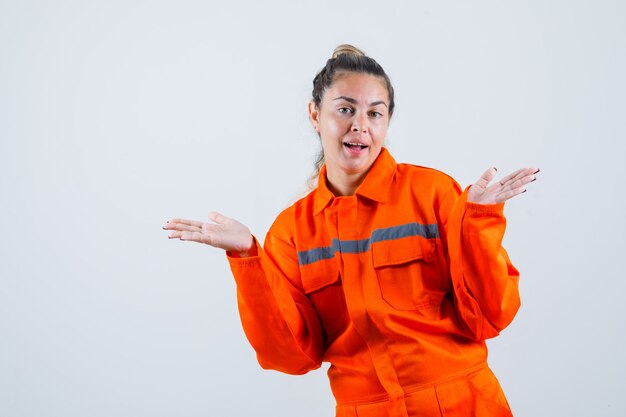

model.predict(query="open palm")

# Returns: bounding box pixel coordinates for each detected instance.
[468,167,539,205]
[163,211,255,255]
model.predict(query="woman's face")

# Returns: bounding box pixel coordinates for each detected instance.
[309,72,390,189]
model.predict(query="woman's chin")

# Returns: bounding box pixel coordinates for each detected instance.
[339,151,379,174]
[338,161,373,177]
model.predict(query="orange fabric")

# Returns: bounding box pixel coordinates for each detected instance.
[227,148,519,416]
[336,365,512,417]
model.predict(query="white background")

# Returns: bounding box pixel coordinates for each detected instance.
[1,1,625,416]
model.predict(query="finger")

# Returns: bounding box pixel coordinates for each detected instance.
[475,167,497,188]
[495,186,528,203]
[166,230,183,239]
[162,218,203,232]
[164,218,205,228]
[179,230,214,245]
[507,172,538,190]
[496,168,527,187]
[164,223,203,233]
[499,168,539,188]
[493,168,539,202]
[501,170,539,193]
[167,229,214,245]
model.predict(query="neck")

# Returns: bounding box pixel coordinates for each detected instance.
[325,168,366,197]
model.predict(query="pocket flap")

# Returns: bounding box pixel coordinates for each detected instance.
[300,259,340,294]
[372,237,435,268]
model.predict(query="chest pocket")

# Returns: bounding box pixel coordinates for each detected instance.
[300,259,348,343]
[372,237,448,312]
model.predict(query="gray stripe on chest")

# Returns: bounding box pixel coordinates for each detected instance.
[297,222,439,266]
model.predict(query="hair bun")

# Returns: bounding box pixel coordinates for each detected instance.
[332,44,365,59]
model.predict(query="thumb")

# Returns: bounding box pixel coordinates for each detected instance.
[475,167,497,188]
[208,211,227,224]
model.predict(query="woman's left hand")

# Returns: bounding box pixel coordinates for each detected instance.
[468,167,539,205]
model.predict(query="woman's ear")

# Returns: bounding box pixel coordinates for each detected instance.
[308,101,320,133]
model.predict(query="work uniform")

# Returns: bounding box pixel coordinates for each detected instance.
[227,148,520,417]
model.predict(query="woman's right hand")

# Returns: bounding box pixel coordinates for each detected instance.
[163,211,256,256]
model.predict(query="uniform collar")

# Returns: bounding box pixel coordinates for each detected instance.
[314,147,397,215]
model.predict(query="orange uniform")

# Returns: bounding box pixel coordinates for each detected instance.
[227,148,520,416]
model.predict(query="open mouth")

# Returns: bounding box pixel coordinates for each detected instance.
[343,142,368,150]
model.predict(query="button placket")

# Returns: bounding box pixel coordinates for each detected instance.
[336,197,409,417]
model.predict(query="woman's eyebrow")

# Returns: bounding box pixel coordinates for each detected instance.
[333,96,388,108]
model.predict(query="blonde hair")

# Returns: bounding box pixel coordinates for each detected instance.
[331,44,366,59]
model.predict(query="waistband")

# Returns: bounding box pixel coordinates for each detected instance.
[335,362,488,406]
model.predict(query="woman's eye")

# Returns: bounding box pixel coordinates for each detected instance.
[370,111,383,118]
[338,107,353,114]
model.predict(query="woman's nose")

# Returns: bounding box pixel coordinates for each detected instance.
[351,114,368,132]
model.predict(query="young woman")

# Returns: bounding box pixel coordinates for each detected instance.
[163,45,538,417]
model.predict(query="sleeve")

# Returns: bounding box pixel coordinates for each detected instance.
[226,220,324,375]
[438,181,521,341]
